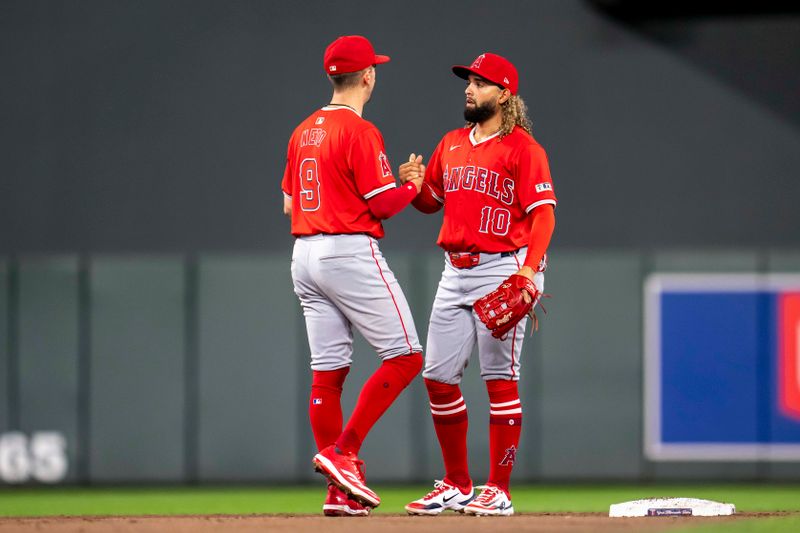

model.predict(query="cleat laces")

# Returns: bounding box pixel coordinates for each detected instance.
[473,485,500,505]
[422,480,449,500]
[353,458,366,483]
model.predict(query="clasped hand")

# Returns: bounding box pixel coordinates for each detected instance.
[398,154,425,193]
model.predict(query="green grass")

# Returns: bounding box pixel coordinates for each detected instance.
[0,484,799,517]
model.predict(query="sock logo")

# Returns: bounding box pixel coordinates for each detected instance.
[499,445,517,466]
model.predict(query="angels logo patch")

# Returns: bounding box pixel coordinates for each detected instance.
[379,151,392,178]
[499,445,517,466]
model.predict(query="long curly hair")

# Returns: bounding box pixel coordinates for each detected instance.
[499,95,532,137]
[466,94,533,138]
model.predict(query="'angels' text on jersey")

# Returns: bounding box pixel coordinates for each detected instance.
[442,165,514,205]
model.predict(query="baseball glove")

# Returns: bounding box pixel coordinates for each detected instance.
[473,274,544,340]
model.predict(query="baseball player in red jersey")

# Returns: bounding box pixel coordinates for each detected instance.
[281,35,424,516]
[400,52,557,516]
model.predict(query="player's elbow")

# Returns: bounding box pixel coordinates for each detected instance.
[414,202,442,215]
[412,196,443,214]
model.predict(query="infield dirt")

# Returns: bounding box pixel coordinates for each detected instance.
[0,512,790,533]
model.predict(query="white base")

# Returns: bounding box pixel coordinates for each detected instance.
[609,497,735,517]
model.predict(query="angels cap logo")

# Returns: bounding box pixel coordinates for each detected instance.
[499,445,517,466]
[471,54,485,69]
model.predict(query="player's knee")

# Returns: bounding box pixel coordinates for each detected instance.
[486,378,518,396]
[424,377,461,398]
[404,352,424,376]
[385,352,423,384]
[311,367,350,392]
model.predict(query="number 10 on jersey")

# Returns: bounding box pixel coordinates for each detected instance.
[479,206,511,236]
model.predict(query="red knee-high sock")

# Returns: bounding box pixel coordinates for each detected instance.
[336,353,423,454]
[487,379,522,497]
[309,367,350,451]
[425,378,472,492]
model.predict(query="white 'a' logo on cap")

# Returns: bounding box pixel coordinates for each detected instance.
[472,54,485,68]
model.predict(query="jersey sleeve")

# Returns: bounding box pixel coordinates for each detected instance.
[349,126,397,200]
[516,142,557,213]
[281,138,293,198]
[423,137,447,204]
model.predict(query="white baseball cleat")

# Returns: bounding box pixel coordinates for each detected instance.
[405,479,475,515]
[462,484,514,516]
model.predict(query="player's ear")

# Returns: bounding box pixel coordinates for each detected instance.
[498,88,511,104]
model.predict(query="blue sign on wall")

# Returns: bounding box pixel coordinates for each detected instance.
[644,274,800,461]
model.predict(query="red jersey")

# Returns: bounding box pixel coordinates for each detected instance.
[424,125,557,253]
[282,106,397,238]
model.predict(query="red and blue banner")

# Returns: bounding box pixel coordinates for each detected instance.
[645,274,800,461]
[779,293,800,421]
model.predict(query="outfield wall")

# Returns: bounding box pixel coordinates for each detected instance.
[2,249,800,485]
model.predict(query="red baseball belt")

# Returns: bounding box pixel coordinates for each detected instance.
[447,249,520,269]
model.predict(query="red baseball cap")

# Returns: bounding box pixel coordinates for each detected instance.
[323,35,390,74]
[452,52,518,95]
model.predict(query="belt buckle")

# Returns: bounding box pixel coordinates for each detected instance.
[449,252,480,269]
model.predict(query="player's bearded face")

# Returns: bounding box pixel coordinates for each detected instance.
[464,97,498,123]
[464,76,502,123]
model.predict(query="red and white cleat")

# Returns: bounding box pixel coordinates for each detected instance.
[463,484,514,516]
[323,483,370,517]
[313,445,380,508]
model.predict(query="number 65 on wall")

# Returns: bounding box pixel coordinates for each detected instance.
[0,431,68,484]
